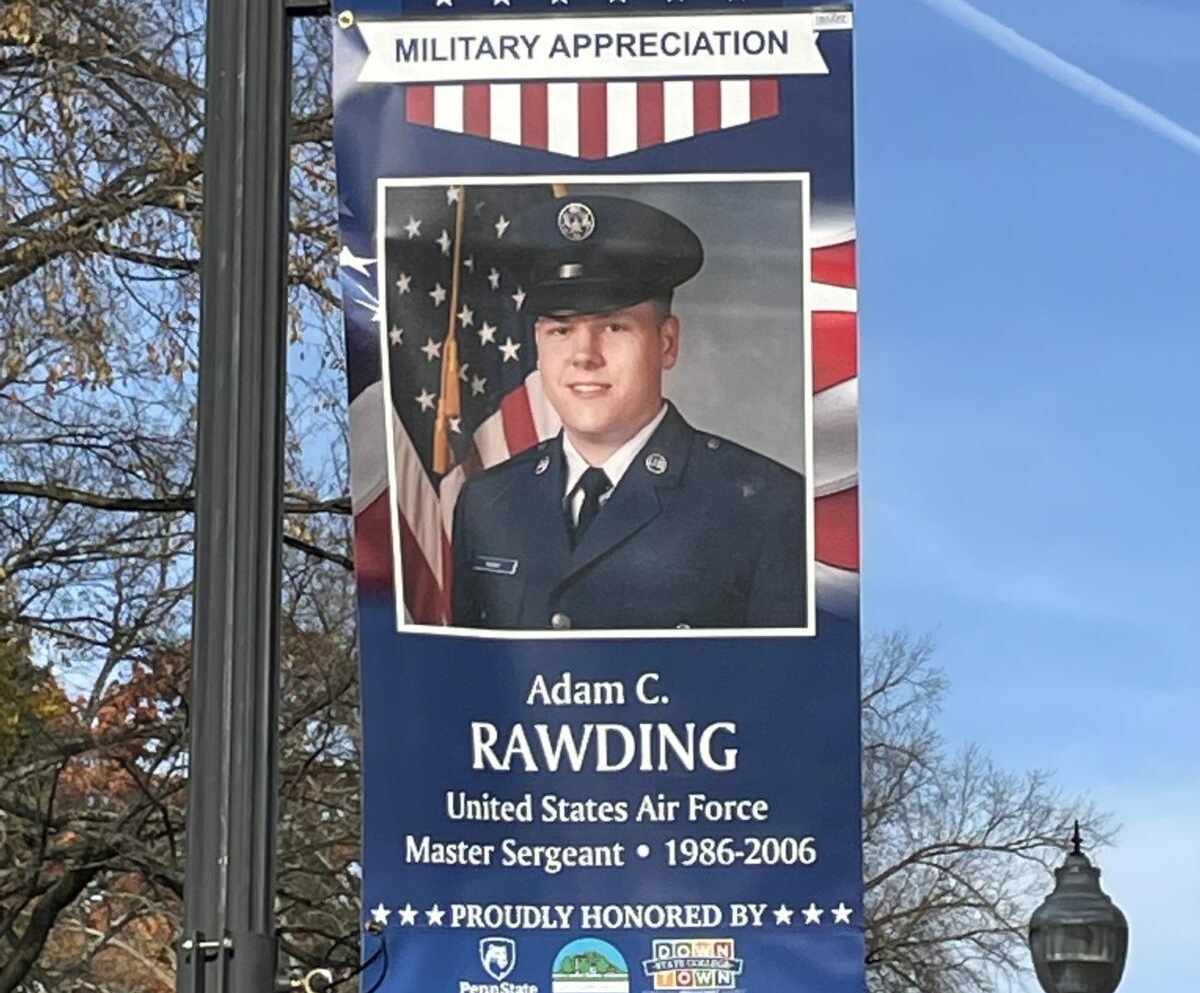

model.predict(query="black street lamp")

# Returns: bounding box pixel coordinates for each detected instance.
[1029,822,1128,993]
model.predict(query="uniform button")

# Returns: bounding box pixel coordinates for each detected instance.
[706,437,720,450]
[550,612,572,630]
[676,622,691,630]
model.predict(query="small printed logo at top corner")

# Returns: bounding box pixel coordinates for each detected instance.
[814,10,853,30]
[480,935,517,982]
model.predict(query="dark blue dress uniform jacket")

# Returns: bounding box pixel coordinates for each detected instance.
[451,404,807,630]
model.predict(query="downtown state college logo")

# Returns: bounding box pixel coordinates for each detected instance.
[642,938,744,991]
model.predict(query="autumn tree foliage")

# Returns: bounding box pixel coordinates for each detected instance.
[1,4,1104,992]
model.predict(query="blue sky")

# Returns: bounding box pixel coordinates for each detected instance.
[856,0,1199,989]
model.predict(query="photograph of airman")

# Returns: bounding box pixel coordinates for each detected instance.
[446,182,812,632]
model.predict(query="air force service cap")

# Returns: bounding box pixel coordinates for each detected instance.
[511,195,704,318]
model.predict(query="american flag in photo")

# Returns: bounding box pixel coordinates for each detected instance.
[357,183,563,622]
[342,191,859,625]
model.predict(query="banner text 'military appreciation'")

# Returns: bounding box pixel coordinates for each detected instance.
[355,11,832,84]
[393,27,790,65]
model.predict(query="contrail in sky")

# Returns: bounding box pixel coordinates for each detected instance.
[911,0,1200,159]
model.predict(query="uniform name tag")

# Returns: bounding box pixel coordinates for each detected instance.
[472,556,519,576]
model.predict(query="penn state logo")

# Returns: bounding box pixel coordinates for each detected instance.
[479,936,517,981]
[557,202,595,242]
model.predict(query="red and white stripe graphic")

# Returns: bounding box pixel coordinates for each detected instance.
[405,79,781,159]
[348,235,859,624]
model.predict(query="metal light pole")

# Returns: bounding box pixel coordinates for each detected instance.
[177,1,328,991]
[1029,822,1128,993]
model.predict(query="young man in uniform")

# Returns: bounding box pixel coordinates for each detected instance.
[451,194,807,631]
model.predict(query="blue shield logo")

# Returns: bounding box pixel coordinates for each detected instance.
[480,936,517,981]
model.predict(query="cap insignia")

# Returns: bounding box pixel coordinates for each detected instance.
[557,202,595,243]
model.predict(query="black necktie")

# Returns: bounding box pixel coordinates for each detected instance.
[573,467,612,547]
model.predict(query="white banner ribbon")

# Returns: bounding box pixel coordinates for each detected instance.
[357,12,832,85]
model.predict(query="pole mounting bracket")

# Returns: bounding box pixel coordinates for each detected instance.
[284,0,332,15]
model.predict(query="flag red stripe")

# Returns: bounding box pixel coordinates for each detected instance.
[521,83,549,149]
[398,511,445,623]
[500,385,540,456]
[464,83,491,137]
[637,81,664,147]
[352,492,393,591]
[749,79,780,119]
[812,241,857,288]
[406,85,434,126]
[693,80,721,134]
[814,487,859,571]
[812,312,858,392]
[578,82,608,159]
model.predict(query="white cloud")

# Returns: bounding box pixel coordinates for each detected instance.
[911,0,1200,158]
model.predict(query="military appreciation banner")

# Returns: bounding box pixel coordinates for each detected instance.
[333,2,862,991]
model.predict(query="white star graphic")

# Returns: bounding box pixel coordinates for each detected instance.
[397,903,419,926]
[420,338,442,362]
[429,283,447,305]
[499,337,521,362]
[463,255,475,273]
[802,903,824,925]
[435,0,452,6]
[488,267,501,290]
[403,216,422,239]
[458,362,470,382]
[395,272,412,295]
[494,214,511,239]
[609,0,627,4]
[425,904,446,925]
[338,245,374,275]
[511,286,526,310]
[446,186,462,204]
[493,0,511,6]
[471,374,487,396]
[415,389,437,412]
[369,903,390,926]
[437,229,452,256]
[551,0,568,4]
[478,322,497,345]
[832,902,854,924]
[457,305,474,327]
[449,416,462,434]
[772,904,794,926]
[360,298,385,326]
[389,326,404,346]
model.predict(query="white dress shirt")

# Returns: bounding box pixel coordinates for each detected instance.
[561,403,669,525]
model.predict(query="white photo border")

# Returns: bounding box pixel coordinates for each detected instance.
[375,171,816,639]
